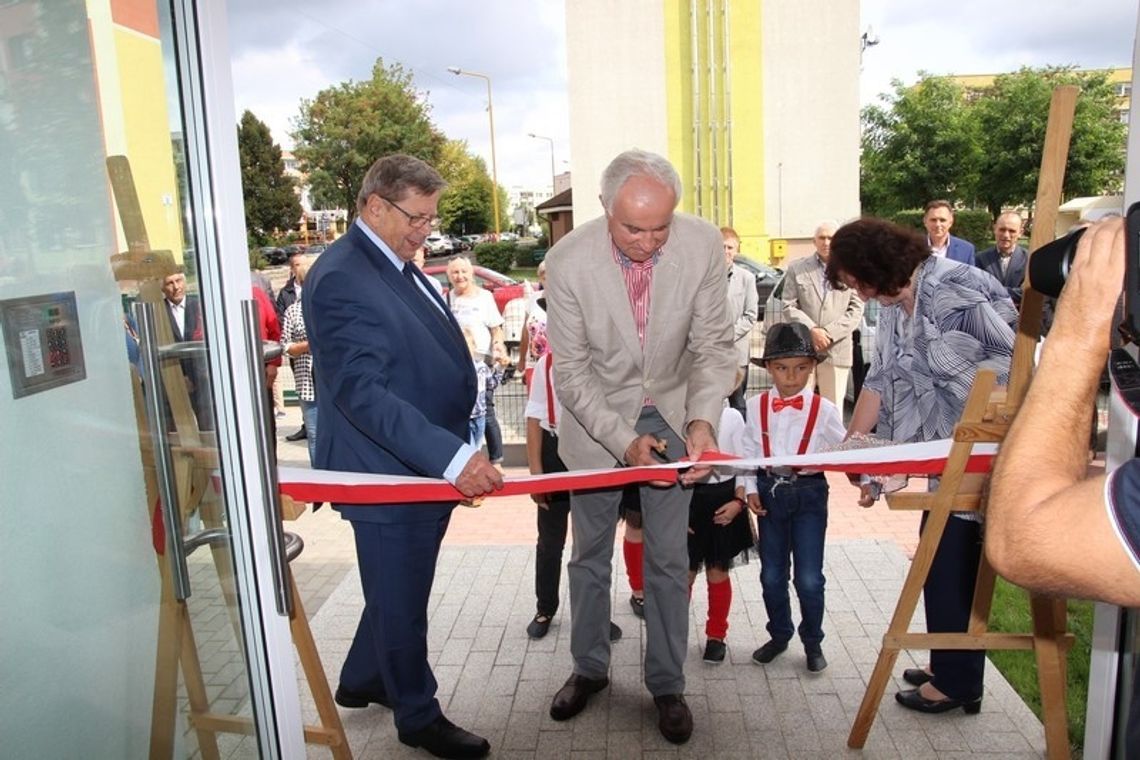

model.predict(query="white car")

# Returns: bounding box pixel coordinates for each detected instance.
[425,234,453,254]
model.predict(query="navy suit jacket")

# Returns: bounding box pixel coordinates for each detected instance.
[975,245,1027,305]
[303,223,477,524]
[946,235,976,266]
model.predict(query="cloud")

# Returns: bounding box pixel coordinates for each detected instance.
[861,0,1136,102]
[228,0,569,193]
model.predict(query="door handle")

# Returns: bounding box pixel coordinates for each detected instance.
[242,300,293,616]
[133,302,192,600]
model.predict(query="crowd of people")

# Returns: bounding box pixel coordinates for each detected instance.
[260,146,1140,760]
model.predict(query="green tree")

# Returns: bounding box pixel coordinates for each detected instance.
[860,75,980,215]
[237,110,301,245]
[972,67,1126,219]
[436,140,495,234]
[291,59,445,217]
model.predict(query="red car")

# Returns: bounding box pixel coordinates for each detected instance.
[422,264,525,314]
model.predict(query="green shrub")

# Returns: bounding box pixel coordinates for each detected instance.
[889,208,993,250]
[249,249,267,269]
[474,241,517,273]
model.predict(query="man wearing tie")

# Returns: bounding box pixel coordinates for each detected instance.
[304,154,502,759]
[975,212,1028,307]
[780,221,864,410]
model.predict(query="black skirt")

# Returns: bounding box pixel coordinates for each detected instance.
[688,480,754,572]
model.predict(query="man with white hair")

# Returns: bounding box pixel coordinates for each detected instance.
[544,148,736,745]
[781,221,864,409]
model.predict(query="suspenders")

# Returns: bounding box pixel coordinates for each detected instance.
[544,353,557,430]
[757,391,821,458]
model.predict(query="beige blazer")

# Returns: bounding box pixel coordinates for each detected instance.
[546,214,737,470]
[726,264,758,366]
[781,254,865,368]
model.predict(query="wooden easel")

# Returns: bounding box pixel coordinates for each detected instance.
[846,87,1081,760]
[109,156,350,759]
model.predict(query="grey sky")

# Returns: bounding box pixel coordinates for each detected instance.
[227,1,1138,195]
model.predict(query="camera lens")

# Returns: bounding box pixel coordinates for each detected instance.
[1028,227,1087,298]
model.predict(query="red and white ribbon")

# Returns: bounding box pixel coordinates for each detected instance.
[278,439,998,505]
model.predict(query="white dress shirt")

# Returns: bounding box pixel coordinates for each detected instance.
[740,385,846,495]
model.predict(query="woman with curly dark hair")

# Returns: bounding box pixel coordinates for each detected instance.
[827,217,1017,716]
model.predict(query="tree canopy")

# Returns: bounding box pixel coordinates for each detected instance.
[237,110,301,245]
[291,59,445,216]
[437,139,497,235]
[861,67,1127,218]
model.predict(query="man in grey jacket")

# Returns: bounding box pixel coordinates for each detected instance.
[782,221,864,409]
[722,226,758,412]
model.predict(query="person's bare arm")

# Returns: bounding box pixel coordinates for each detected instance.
[988,218,1140,606]
[846,387,881,438]
[525,417,549,507]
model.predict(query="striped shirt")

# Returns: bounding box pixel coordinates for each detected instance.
[611,239,661,347]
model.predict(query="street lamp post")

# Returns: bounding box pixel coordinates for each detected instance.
[528,132,556,196]
[448,66,500,237]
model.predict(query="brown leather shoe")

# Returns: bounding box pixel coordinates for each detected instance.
[653,694,693,744]
[549,673,609,721]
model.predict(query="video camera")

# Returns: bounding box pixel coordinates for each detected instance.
[1028,201,1140,344]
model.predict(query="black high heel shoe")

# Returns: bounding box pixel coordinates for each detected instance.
[895,687,982,714]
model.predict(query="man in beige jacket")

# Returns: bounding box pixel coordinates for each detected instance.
[544,149,736,745]
[781,220,864,408]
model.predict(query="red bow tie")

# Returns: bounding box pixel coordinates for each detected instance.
[772,396,803,412]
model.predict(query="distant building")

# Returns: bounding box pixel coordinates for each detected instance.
[949,67,1131,125]
[564,0,861,264]
[282,150,346,241]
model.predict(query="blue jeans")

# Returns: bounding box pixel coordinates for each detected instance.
[468,415,485,449]
[756,472,829,649]
[300,399,319,465]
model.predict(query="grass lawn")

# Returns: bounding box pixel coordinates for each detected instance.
[988,577,1094,756]
[508,266,538,281]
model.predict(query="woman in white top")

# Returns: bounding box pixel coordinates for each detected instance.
[447,255,507,464]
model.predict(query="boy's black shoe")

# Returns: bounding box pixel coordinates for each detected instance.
[609,621,623,641]
[751,639,788,664]
[806,649,828,673]
[702,639,726,663]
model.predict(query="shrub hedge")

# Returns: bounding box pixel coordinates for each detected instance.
[474,241,517,273]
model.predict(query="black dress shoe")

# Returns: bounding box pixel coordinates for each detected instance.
[806,649,828,673]
[895,687,982,714]
[285,425,307,442]
[902,667,933,686]
[398,715,490,759]
[629,594,645,618]
[751,639,788,664]
[549,673,609,721]
[609,621,623,641]
[334,684,391,709]
[653,694,693,744]
[527,614,551,639]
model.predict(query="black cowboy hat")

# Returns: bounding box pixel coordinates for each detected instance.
[762,322,828,364]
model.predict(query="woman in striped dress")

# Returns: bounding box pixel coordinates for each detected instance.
[827,217,1017,717]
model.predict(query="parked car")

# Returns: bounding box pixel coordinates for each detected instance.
[461,234,484,247]
[306,244,327,255]
[425,234,454,254]
[449,236,471,252]
[733,256,783,305]
[258,246,287,265]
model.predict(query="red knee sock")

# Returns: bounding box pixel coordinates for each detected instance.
[623,539,644,593]
[706,578,732,640]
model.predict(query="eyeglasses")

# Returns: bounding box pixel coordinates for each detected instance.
[382,197,440,230]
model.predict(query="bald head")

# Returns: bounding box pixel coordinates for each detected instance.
[993,212,1023,255]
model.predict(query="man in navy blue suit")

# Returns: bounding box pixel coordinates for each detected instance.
[304,154,503,759]
[923,200,976,266]
[975,211,1028,306]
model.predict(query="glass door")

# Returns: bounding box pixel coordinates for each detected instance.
[0,0,301,756]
